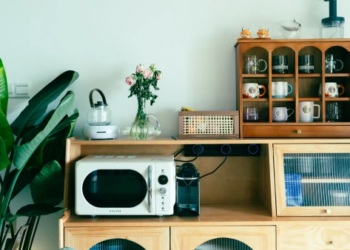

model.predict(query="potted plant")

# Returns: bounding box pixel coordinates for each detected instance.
[0,58,79,250]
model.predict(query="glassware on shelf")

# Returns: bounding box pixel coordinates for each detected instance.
[279,19,302,39]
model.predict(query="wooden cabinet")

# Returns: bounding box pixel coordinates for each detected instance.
[274,144,350,216]
[59,138,350,250]
[171,226,276,250]
[278,226,350,249]
[235,39,350,138]
[64,227,169,250]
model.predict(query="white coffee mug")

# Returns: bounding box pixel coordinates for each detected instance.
[242,83,266,98]
[318,82,345,97]
[272,82,293,98]
[299,101,320,122]
[273,107,294,122]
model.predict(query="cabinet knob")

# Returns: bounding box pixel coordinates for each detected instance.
[330,241,336,245]
[326,209,331,214]
[297,130,302,134]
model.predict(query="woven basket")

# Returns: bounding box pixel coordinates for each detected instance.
[178,111,239,139]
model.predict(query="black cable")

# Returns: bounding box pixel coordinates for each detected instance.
[174,148,184,157]
[200,155,228,179]
[175,155,198,163]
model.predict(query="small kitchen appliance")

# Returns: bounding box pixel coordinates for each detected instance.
[322,0,345,38]
[82,88,118,140]
[75,155,176,216]
[176,163,200,216]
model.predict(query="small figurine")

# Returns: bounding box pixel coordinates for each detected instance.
[240,27,252,39]
[257,27,270,39]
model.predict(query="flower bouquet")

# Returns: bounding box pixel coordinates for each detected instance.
[124,63,162,139]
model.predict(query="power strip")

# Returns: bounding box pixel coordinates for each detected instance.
[184,144,260,157]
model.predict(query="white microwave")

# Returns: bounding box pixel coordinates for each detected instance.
[75,155,176,216]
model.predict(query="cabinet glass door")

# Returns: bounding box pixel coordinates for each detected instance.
[195,238,252,250]
[274,144,350,216]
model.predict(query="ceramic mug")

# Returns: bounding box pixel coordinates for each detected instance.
[243,107,267,121]
[299,101,320,122]
[272,82,293,98]
[273,107,294,122]
[318,82,345,97]
[242,83,266,98]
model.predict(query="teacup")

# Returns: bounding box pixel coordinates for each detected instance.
[243,83,266,98]
[273,107,294,122]
[272,82,293,98]
[318,82,345,97]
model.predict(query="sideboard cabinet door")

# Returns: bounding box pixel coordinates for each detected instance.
[65,227,169,250]
[274,144,350,216]
[171,226,275,250]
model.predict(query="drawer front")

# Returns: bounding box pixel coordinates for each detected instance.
[244,125,350,138]
[278,226,350,249]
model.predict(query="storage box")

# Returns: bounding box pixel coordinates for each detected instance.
[178,111,239,139]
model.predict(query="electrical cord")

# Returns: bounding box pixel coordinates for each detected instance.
[174,147,198,163]
[200,154,228,179]
[175,155,198,163]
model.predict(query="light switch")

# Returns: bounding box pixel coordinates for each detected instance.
[9,81,30,98]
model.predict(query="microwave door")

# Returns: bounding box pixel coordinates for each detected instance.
[82,169,150,213]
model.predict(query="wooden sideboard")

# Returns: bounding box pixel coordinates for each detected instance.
[60,137,350,250]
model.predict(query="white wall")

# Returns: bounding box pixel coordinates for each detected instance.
[1,0,350,249]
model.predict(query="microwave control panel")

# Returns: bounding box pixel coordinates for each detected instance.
[154,162,176,215]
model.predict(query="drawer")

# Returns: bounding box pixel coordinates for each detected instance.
[243,125,350,138]
[278,226,350,249]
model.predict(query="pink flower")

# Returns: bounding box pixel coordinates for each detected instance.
[125,76,136,86]
[142,68,153,79]
[136,64,144,73]
[156,71,163,80]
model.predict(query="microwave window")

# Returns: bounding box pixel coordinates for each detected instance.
[82,169,147,208]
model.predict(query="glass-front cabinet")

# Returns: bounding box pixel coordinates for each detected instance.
[274,144,350,216]
[171,226,276,250]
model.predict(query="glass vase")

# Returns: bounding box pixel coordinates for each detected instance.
[130,96,149,139]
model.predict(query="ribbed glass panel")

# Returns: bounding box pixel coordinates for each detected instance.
[195,237,253,250]
[284,153,350,207]
[89,239,145,250]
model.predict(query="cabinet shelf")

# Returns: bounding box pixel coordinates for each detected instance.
[325,97,350,101]
[298,97,321,101]
[272,74,294,78]
[325,73,350,78]
[299,74,321,78]
[64,205,274,227]
[242,74,268,78]
[243,98,268,102]
[272,98,295,102]
[301,178,350,184]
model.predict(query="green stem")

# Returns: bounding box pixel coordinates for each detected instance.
[0,168,22,238]
[28,217,40,250]
[23,217,35,250]
[0,222,12,249]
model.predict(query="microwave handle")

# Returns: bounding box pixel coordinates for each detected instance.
[148,165,153,213]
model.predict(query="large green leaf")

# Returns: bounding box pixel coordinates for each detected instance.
[0,59,8,116]
[11,71,79,138]
[30,160,63,206]
[4,167,41,200]
[0,108,14,154]
[0,137,10,171]
[49,108,79,137]
[13,92,75,171]
[16,203,66,217]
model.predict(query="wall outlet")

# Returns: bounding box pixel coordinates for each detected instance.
[8,81,30,98]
